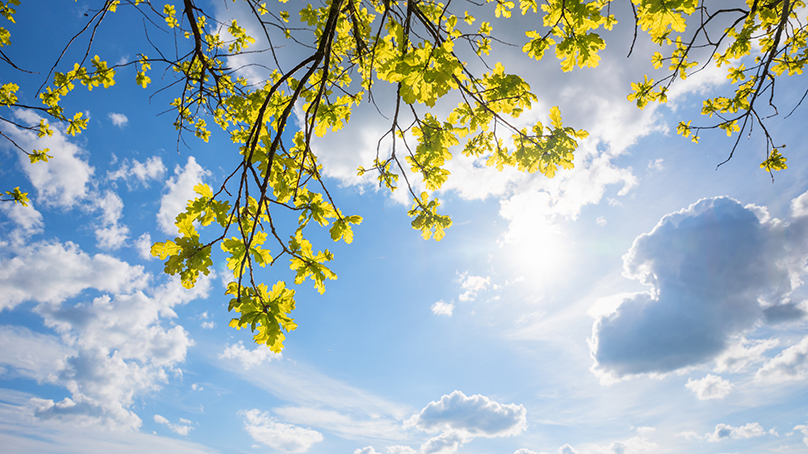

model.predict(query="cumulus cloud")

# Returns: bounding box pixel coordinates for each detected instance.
[354,447,381,454]
[157,157,210,234]
[792,191,808,217]
[0,200,43,240]
[705,422,766,442]
[154,414,193,435]
[514,449,546,454]
[406,390,527,438]
[420,432,470,454]
[431,300,454,317]
[685,374,733,400]
[7,110,94,208]
[28,274,211,429]
[219,341,281,369]
[241,409,323,453]
[599,437,657,454]
[0,240,148,311]
[590,196,808,380]
[93,190,130,250]
[108,112,129,128]
[558,444,578,454]
[755,335,808,382]
[0,230,211,430]
[107,156,166,189]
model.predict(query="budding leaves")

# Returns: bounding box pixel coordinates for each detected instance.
[227,281,297,353]
[409,192,453,241]
[17,0,790,357]
[150,184,229,289]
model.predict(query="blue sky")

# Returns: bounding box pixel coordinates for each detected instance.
[1,1,808,453]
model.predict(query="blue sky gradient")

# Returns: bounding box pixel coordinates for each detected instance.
[1,1,808,453]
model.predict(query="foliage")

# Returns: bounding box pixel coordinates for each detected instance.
[1,0,806,349]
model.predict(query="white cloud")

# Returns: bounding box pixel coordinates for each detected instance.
[0,325,75,382]
[0,200,43,240]
[599,437,657,454]
[705,422,766,442]
[420,432,470,454]
[647,158,664,171]
[558,444,578,454]
[154,414,193,435]
[755,335,808,382]
[95,223,130,250]
[685,374,733,400]
[93,191,129,250]
[107,156,166,189]
[354,447,381,454]
[596,216,607,227]
[273,406,406,441]
[387,446,418,454]
[108,113,129,128]
[406,390,527,438]
[157,157,210,235]
[714,337,780,373]
[793,424,808,447]
[679,431,701,441]
[792,191,808,217]
[135,232,155,260]
[0,389,216,453]
[457,273,491,302]
[590,196,808,380]
[241,409,323,453]
[0,240,148,311]
[201,321,215,329]
[514,449,546,454]
[8,110,94,208]
[0,228,212,430]
[431,300,454,317]
[29,274,210,429]
[219,341,281,370]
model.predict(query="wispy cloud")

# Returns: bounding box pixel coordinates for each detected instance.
[241,409,323,453]
[154,414,193,435]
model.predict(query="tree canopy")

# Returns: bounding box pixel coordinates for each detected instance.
[1,0,806,351]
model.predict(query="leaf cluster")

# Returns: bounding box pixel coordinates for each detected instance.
[3,0,806,349]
